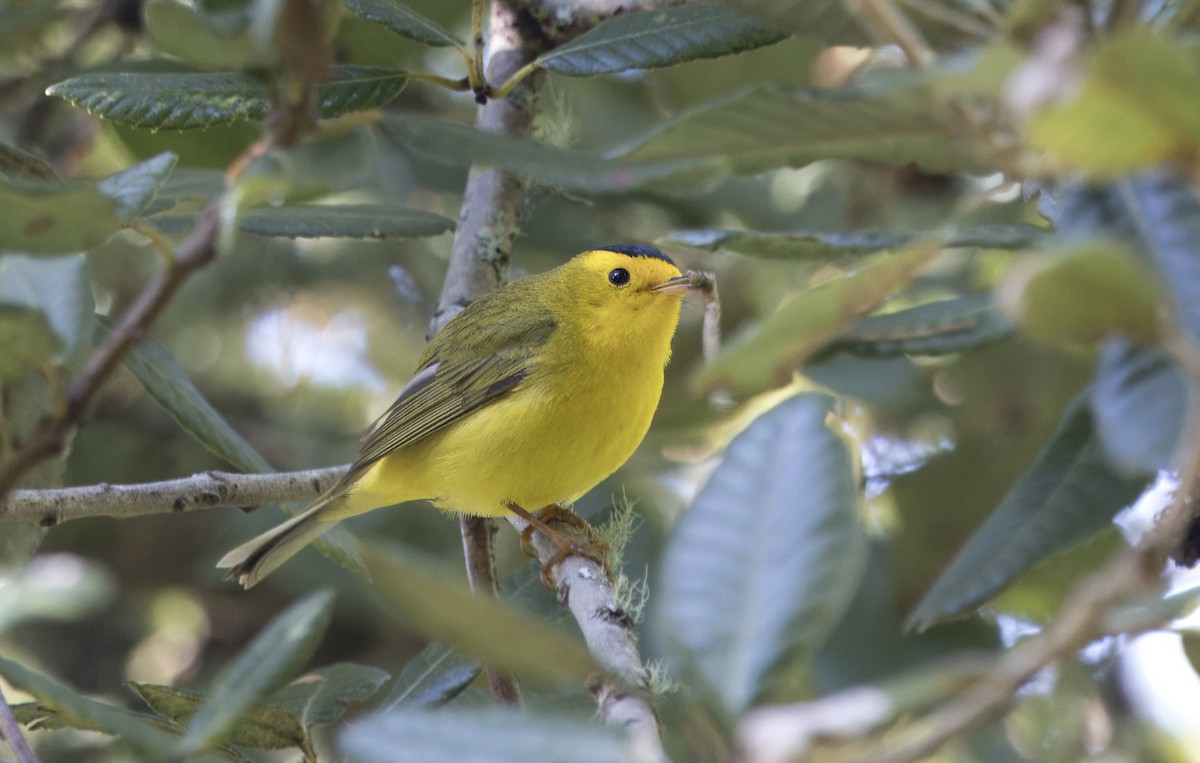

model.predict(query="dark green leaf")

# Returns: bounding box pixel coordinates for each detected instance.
[0,141,56,179]
[0,656,179,756]
[382,113,717,192]
[699,245,939,395]
[177,589,335,755]
[341,707,625,763]
[827,294,1012,356]
[380,643,480,710]
[49,66,408,130]
[0,175,120,254]
[343,0,462,46]
[1092,342,1187,474]
[98,152,178,219]
[129,682,305,750]
[622,86,984,175]
[907,397,1149,630]
[269,662,389,726]
[364,544,595,686]
[722,0,869,44]
[536,3,788,77]
[119,330,366,576]
[665,224,1045,259]
[237,204,454,239]
[122,333,272,473]
[660,394,867,716]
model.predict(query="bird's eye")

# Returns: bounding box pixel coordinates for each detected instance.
[608,268,631,286]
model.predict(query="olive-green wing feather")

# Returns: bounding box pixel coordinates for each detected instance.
[338,285,558,488]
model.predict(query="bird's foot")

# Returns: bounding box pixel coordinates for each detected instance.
[508,502,613,589]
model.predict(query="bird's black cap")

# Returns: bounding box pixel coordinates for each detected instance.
[601,244,675,266]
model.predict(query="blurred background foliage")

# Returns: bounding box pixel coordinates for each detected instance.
[3,0,1200,761]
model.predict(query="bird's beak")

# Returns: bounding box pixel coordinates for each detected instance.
[649,275,695,296]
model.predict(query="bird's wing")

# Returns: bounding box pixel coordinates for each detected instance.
[337,291,558,488]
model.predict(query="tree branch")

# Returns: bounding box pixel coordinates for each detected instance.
[0,467,346,525]
[0,682,39,763]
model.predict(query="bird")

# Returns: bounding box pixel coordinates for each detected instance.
[218,245,697,588]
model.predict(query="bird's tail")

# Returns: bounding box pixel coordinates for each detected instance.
[216,498,339,589]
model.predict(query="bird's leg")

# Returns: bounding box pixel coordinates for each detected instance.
[506,502,612,588]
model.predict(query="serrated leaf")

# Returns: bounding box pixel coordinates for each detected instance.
[129,682,305,750]
[1091,342,1188,474]
[343,0,462,46]
[722,0,870,44]
[177,589,335,755]
[660,394,867,716]
[827,294,1012,356]
[49,65,408,130]
[1027,29,1200,174]
[998,244,1162,345]
[341,707,625,763]
[907,397,1149,630]
[0,255,93,358]
[664,224,1045,259]
[536,3,787,77]
[0,141,56,179]
[382,113,717,192]
[269,662,389,726]
[0,554,116,633]
[364,544,595,686]
[379,643,480,711]
[235,204,454,239]
[699,243,939,395]
[0,174,120,254]
[98,152,178,219]
[0,656,180,756]
[622,86,984,175]
[118,331,366,576]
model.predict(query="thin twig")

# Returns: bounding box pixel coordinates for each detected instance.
[0,681,40,763]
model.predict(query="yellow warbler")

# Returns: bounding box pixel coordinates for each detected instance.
[219,245,696,587]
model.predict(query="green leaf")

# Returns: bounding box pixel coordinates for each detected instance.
[664,224,1046,259]
[536,3,788,77]
[341,707,626,763]
[0,306,60,380]
[1092,342,1187,474]
[0,655,180,757]
[364,543,596,686]
[121,332,272,473]
[269,662,390,726]
[0,175,120,254]
[0,141,56,179]
[48,65,408,130]
[660,394,867,716]
[343,0,463,46]
[0,555,116,633]
[1027,29,1200,175]
[0,255,94,358]
[98,151,178,219]
[699,243,939,395]
[129,682,305,750]
[237,204,454,239]
[119,330,366,576]
[177,589,335,755]
[381,113,716,192]
[144,0,260,70]
[827,294,1012,356]
[997,243,1163,345]
[379,643,480,710]
[721,0,870,44]
[907,397,1149,630]
[622,86,984,175]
